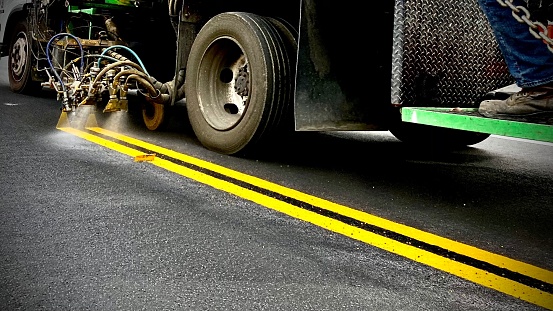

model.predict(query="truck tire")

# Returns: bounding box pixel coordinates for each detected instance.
[8,20,42,94]
[389,123,491,148]
[185,12,294,155]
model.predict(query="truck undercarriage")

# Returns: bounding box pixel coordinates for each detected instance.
[2,0,551,155]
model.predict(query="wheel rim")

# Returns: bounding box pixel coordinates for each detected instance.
[142,102,165,130]
[197,37,249,131]
[10,32,29,82]
[185,12,294,155]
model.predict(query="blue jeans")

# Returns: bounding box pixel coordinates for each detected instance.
[478,0,553,88]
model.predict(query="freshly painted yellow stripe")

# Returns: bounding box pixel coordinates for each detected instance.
[60,126,553,310]
[87,127,553,283]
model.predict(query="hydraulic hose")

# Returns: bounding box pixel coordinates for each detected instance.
[46,33,85,92]
[147,68,186,104]
[111,69,155,99]
[99,45,150,75]
[91,60,146,86]
[125,74,160,99]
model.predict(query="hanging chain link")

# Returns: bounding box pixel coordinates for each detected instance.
[496,0,553,53]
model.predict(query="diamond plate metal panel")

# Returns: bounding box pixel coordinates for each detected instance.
[391,0,514,108]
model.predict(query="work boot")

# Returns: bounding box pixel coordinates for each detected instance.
[479,83,553,118]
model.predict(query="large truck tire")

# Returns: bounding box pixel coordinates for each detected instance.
[389,123,491,148]
[185,12,294,155]
[8,20,42,94]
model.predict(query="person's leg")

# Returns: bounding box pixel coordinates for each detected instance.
[478,0,553,87]
[478,0,553,117]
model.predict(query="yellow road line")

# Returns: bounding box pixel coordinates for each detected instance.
[58,126,553,310]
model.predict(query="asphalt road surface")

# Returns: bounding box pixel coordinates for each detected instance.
[0,57,552,310]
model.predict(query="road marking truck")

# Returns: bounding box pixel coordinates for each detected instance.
[1,0,551,155]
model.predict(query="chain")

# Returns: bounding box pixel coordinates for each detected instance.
[496,0,553,53]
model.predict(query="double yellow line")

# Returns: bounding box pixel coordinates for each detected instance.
[57,123,553,310]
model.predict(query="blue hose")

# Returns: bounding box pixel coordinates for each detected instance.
[46,33,84,92]
[99,45,150,76]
